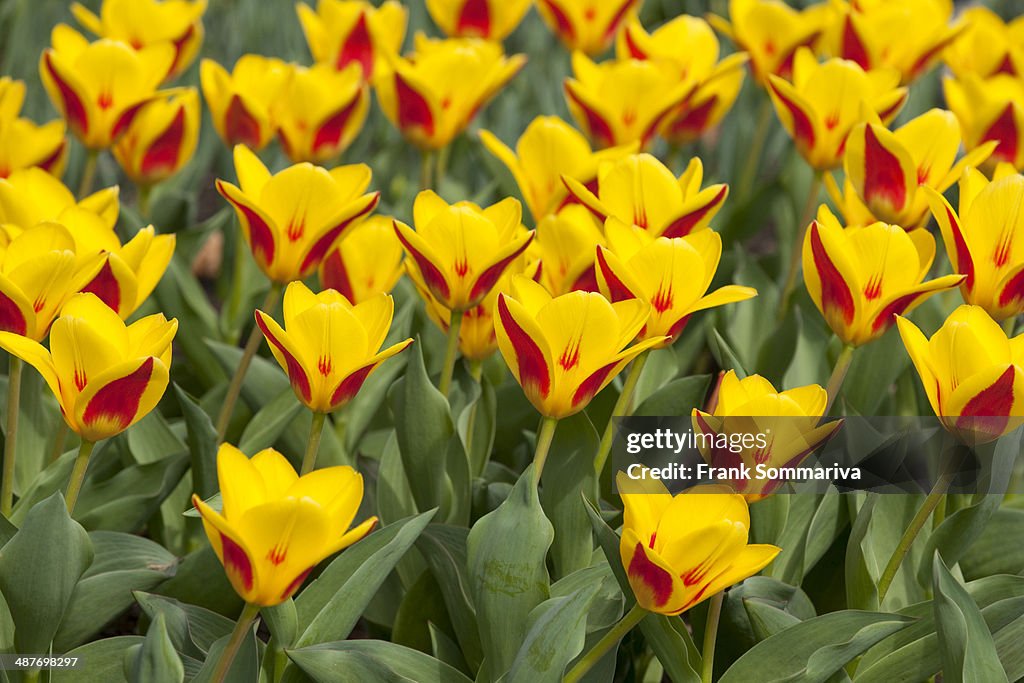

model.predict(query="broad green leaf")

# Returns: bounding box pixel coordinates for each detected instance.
[505,584,601,683]
[154,546,242,617]
[375,431,419,526]
[550,563,624,633]
[540,413,598,579]
[52,636,142,683]
[706,327,748,377]
[127,411,186,465]
[74,453,190,533]
[287,640,473,683]
[633,375,712,417]
[716,577,816,671]
[261,599,297,648]
[191,622,260,683]
[743,600,802,641]
[128,612,185,683]
[237,388,303,454]
[392,570,453,655]
[841,326,908,415]
[960,508,1024,579]
[174,385,218,500]
[134,592,234,659]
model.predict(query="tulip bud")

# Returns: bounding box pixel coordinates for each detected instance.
[297,0,407,80]
[200,55,290,151]
[536,0,639,56]
[426,0,531,41]
[0,77,67,179]
[945,74,1024,171]
[318,215,404,304]
[113,89,200,186]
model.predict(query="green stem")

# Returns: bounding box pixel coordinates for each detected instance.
[300,411,327,475]
[78,150,98,199]
[1002,317,1016,336]
[532,416,559,487]
[138,184,152,220]
[563,603,646,683]
[735,98,774,202]
[594,351,650,476]
[701,592,726,683]
[465,360,485,476]
[435,145,450,188]
[824,344,856,416]
[48,421,69,465]
[215,284,283,442]
[65,439,96,513]
[210,602,261,683]
[439,309,464,398]
[420,149,435,191]
[778,171,824,320]
[1,357,22,518]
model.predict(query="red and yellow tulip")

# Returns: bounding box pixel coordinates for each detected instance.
[535,0,639,57]
[533,205,604,295]
[192,443,377,606]
[297,0,407,80]
[0,167,118,232]
[112,88,200,187]
[943,7,1024,80]
[319,215,404,304]
[200,55,290,151]
[216,145,379,284]
[944,74,1024,170]
[0,77,67,179]
[426,0,531,41]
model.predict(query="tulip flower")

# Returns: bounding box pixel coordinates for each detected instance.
[691,371,842,501]
[200,55,290,151]
[426,0,531,41]
[564,154,728,238]
[830,109,995,229]
[319,215,404,304]
[802,206,964,347]
[944,7,1024,80]
[192,443,377,607]
[944,74,1024,170]
[708,0,829,84]
[0,77,67,179]
[533,205,604,295]
[112,88,200,187]
[494,276,665,419]
[617,472,780,615]
[617,17,748,144]
[925,165,1024,322]
[596,218,757,347]
[216,145,380,284]
[297,0,407,79]
[374,35,526,150]
[480,116,636,224]
[766,49,908,171]
[39,25,175,150]
[564,53,692,150]
[0,167,118,232]
[535,0,639,57]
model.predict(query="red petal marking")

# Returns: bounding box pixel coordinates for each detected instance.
[280,568,312,601]
[771,84,815,152]
[667,96,717,139]
[267,544,287,565]
[956,365,1015,439]
[337,12,374,78]
[559,337,581,371]
[37,139,67,174]
[43,52,88,138]
[468,235,534,304]
[168,24,196,78]
[255,313,312,402]
[571,360,617,407]
[863,126,906,212]
[908,37,957,81]
[651,283,673,313]
[627,541,673,608]
[0,291,27,336]
[81,261,123,314]
[999,269,1024,308]
[224,95,262,148]
[666,313,690,342]
[320,249,355,301]
[81,357,154,431]
[869,290,921,333]
[640,104,680,150]
[570,265,599,292]
[942,206,975,293]
[777,31,821,80]
[497,294,551,398]
[394,222,451,302]
[623,26,647,59]
[556,176,600,214]
[983,104,1020,166]
[662,185,728,238]
[595,248,637,302]
[841,16,870,69]
[300,194,379,276]
[564,82,614,148]
[539,0,575,42]
[217,179,277,268]
[141,106,186,176]
[395,72,434,137]
[810,222,856,325]
[220,532,255,592]
[111,101,148,141]
[312,94,362,155]
[330,361,376,407]
[996,54,1017,77]
[456,0,491,37]
[601,0,637,40]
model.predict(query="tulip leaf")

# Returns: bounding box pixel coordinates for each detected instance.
[633,375,712,417]
[715,577,816,671]
[261,599,298,650]
[960,508,1024,579]
[128,612,185,683]
[236,388,303,455]
[52,636,143,683]
[287,640,474,683]
[174,384,218,500]
[74,452,190,533]
[3,366,60,496]
[639,615,702,683]
[550,563,626,633]
[743,600,802,641]
[191,621,261,683]
[706,327,748,378]
[134,592,235,660]
[467,465,554,678]
[151,545,242,617]
[505,583,601,683]
[392,570,453,655]
[376,431,418,526]
[841,327,909,415]
[154,255,225,389]
[127,410,187,465]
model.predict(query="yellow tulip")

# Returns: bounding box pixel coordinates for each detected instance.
[297,0,407,80]
[192,443,377,607]
[535,0,639,57]
[254,281,411,414]
[200,55,290,151]
[374,34,526,150]
[564,154,728,238]
[617,473,780,615]
[596,218,756,347]
[318,215,404,304]
[0,167,118,232]
[691,371,842,501]
[216,145,380,284]
[898,305,1024,445]
[494,276,665,419]
[944,74,1024,170]
[0,293,176,441]
[480,116,636,224]
[112,88,200,187]
[926,165,1024,322]
[39,25,175,150]
[533,205,604,296]
[0,77,67,179]
[802,206,964,347]
[426,0,531,41]
[944,7,1024,80]
[766,48,908,171]
[394,190,533,312]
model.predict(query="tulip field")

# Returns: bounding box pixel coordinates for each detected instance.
[4,0,1024,680]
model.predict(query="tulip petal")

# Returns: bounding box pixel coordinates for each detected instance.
[216,179,277,273]
[312,93,365,156]
[0,331,61,404]
[996,262,1024,312]
[76,356,169,441]
[621,528,682,612]
[394,69,435,138]
[0,279,31,336]
[192,494,259,597]
[616,470,672,538]
[982,103,1020,166]
[805,220,857,330]
[468,232,534,305]
[563,79,615,149]
[329,338,412,408]
[80,257,138,319]
[394,220,451,303]
[299,192,380,276]
[661,184,728,238]
[766,75,818,157]
[951,365,1021,442]
[846,123,915,221]
[689,285,758,314]
[495,293,552,402]
[868,275,965,336]
[255,310,313,404]
[40,51,90,140]
[595,246,641,303]
[696,544,781,603]
[217,443,270,520]
[924,186,974,293]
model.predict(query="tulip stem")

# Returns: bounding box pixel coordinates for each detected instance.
[778,170,823,319]
[824,344,856,415]
[65,439,95,514]
[532,416,559,487]
[138,184,152,220]
[48,422,69,465]
[210,602,261,683]
[420,150,435,191]
[300,411,327,475]
[735,98,774,203]
[215,283,283,442]
[439,309,464,398]
[701,592,726,683]
[1,357,22,518]
[594,350,650,476]
[464,360,485,476]
[563,603,646,683]
[78,150,98,199]
[1002,317,1016,336]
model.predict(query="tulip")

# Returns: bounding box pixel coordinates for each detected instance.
[564,154,728,238]
[0,77,67,179]
[944,7,1024,80]
[564,53,692,150]
[535,0,639,57]
[426,0,532,41]
[112,88,200,187]
[944,74,1024,171]
[494,275,665,420]
[70,0,206,81]
[297,0,407,79]
[830,109,995,229]
[802,206,964,347]
[925,165,1024,322]
[319,215,404,304]
[617,472,780,614]
[617,17,748,145]
[374,35,526,150]
[200,55,290,151]
[192,443,377,607]
[596,218,756,347]
[533,205,604,295]
[0,168,118,232]
[216,145,380,284]
[766,49,908,171]
[691,371,842,501]
[39,25,175,150]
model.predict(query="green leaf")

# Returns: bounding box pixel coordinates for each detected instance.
[261,599,298,649]
[540,413,598,579]
[287,640,474,683]
[392,570,453,655]
[633,375,712,417]
[706,327,748,377]
[376,431,419,526]
[716,577,816,671]
[128,612,185,683]
[174,385,218,500]
[52,636,142,683]
[191,621,260,683]
[127,411,186,465]
[959,508,1024,579]
[743,600,802,641]
[841,326,909,414]
[153,546,242,618]
[74,453,190,533]
[134,592,234,659]
[237,388,303,454]
[505,584,601,683]
[550,563,624,632]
